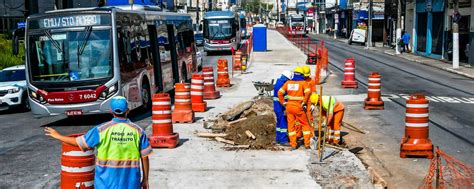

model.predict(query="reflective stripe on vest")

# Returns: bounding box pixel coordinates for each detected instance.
[288,131,296,136]
[303,131,311,135]
[96,159,140,168]
[287,96,304,100]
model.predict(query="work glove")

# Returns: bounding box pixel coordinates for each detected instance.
[310,105,315,112]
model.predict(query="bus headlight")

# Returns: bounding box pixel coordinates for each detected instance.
[30,89,47,104]
[231,39,235,43]
[99,83,118,100]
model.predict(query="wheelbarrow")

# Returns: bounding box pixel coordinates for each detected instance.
[252,79,274,96]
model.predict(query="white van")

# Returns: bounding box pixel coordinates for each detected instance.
[348,28,367,46]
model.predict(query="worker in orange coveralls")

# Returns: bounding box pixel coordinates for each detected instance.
[310,94,345,144]
[302,65,317,135]
[278,67,312,150]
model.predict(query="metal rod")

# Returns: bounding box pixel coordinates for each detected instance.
[317,85,323,161]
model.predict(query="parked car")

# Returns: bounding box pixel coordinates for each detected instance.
[0,65,29,111]
[348,28,367,46]
[196,50,203,72]
[194,31,204,46]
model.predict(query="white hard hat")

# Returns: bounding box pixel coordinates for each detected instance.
[281,71,294,80]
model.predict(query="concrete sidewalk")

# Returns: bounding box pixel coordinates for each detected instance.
[146,30,320,188]
[312,33,474,79]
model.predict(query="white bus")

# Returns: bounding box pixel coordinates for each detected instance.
[14,5,198,117]
[203,11,241,52]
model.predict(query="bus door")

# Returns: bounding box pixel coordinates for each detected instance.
[167,24,180,84]
[147,25,163,92]
[155,24,175,92]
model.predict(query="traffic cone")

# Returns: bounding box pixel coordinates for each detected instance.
[364,72,384,110]
[233,50,242,71]
[149,93,179,148]
[191,74,207,112]
[202,66,220,99]
[341,58,358,88]
[172,83,194,123]
[400,94,433,159]
[216,59,231,87]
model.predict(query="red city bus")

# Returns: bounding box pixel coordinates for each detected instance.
[17,5,198,117]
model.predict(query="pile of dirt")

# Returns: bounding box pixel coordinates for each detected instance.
[203,97,277,149]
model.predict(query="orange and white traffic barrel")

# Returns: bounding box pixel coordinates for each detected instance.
[149,93,179,148]
[233,50,242,71]
[191,74,207,112]
[61,134,94,189]
[364,72,384,110]
[341,58,358,88]
[202,66,221,100]
[400,94,433,159]
[216,59,231,87]
[172,83,194,123]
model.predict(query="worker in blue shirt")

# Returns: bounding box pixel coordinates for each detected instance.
[273,70,294,145]
[45,96,152,189]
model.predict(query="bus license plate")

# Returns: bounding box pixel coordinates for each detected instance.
[65,110,83,116]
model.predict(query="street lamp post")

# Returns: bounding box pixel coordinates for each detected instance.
[366,0,373,48]
[395,0,402,54]
[452,2,461,69]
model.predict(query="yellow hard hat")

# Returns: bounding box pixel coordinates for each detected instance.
[294,67,304,74]
[310,94,319,104]
[302,65,311,77]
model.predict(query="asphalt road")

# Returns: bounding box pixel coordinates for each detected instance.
[309,34,474,165]
[0,48,233,188]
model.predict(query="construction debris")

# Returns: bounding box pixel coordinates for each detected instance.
[196,132,227,138]
[215,137,235,145]
[203,97,277,149]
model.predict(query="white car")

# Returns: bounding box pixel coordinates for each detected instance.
[348,29,367,46]
[0,65,29,111]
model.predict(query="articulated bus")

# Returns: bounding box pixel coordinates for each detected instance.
[203,11,241,52]
[16,5,198,117]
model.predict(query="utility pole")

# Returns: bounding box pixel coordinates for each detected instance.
[366,0,373,48]
[334,0,338,39]
[197,0,200,29]
[395,0,402,54]
[452,1,460,69]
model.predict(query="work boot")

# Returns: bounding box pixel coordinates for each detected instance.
[290,146,298,151]
[277,142,291,147]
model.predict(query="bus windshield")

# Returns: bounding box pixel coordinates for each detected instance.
[205,19,234,40]
[28,29,112,83]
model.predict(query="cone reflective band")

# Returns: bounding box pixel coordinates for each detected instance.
[150,93,179,148]
[61,134,94,189]
[364,72,384,110]
[216,59,231,87]
[172,83,194,123]
[400,94,433,159]
[202,66,221,100]
[341,58,358,88]
[191,74,207,112]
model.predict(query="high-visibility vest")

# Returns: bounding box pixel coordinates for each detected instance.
[321,96,337,113]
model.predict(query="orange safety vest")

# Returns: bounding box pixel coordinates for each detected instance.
[305,77,317,94]
[278,80,311,106]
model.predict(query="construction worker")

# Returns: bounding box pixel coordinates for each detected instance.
[302,65,317,128]
[45,96,152,189]
[310,94,345,145]
[278,67,312,149]
[273,70,294,145]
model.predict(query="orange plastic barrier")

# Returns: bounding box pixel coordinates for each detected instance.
[233,50,242,71]
[150,93,179,148]
[314,43,329,84]
[61,134,95,189]
[216,59,231,87]
[202,66,220,99]
[341,58,358,88]
[191,74,207,112]
[400,94,433,158]
[364,72,384,110]
[172,83,194,123]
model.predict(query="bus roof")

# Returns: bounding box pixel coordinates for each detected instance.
[204,11,235,19]
[29,5,190,20]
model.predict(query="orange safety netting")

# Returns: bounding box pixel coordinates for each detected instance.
[315,42,329,84]
[420,148,474,189]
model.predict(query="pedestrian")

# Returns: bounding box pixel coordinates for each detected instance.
[45,96,152,189]
[278,67,311,150]
[402,31,411,53]
[310,94,345,145]
[273,70,294,146]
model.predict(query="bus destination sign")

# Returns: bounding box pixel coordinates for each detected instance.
[38,15,104,29]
